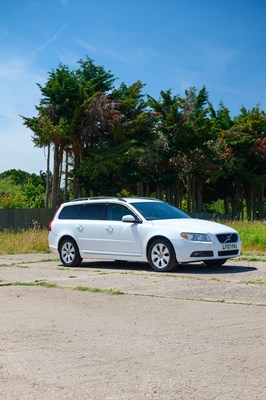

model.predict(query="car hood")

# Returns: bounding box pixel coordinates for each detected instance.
[150,218,237,234]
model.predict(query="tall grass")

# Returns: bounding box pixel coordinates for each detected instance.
[226,221,266,252]
[0,222,265,254]
[0,229,50,254]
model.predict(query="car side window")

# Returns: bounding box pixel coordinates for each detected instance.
[58,204,84,219]
[82,203,106,220]
[107,204,135,221]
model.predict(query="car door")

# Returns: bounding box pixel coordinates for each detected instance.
[74,203,105,254]
[103,203,142,257]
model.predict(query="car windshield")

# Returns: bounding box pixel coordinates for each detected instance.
[131,201,190,220]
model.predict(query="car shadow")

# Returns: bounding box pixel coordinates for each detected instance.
[72,260,151,272]
[64,260,257,275]
[174,263,257,275]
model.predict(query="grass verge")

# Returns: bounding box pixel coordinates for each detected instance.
[227,221,266,252]
[0,229,50,254]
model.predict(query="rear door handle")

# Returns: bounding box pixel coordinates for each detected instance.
[77,225,84,231]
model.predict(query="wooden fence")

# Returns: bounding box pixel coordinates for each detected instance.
[0,209,56,231]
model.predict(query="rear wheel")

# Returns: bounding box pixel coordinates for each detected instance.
[148,238,177,272]
[59,238,82,267]
[204,259,227,267]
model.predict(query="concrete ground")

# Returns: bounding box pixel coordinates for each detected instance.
[0,254,266,399]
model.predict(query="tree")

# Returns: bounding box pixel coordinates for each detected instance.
[76,81,155,196]
[22,57,116,206]
[148,86,214,212]
[215,106,266,219]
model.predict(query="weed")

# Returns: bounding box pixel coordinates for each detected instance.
[0,280,60,288]
[74,286,124,295]
[240,279,266,285]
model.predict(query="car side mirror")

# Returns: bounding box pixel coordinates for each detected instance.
[122,215,141,223]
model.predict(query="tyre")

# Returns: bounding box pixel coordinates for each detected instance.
[59,238,82,267]
[148,238,177,272]
[204,259,227,267]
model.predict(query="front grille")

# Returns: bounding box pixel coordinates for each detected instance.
[216,233,238,243]
[218,250,239,256]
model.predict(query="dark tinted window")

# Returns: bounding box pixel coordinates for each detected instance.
[107,204,135,221]
[131,201,190,220]
[82,204,105,220]
[59,204,84,219]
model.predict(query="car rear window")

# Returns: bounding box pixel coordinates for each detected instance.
[58,204,84,219]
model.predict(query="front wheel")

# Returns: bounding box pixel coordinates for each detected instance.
[148,238,177,272]
[204,259,227,267]
[59,238,82,267]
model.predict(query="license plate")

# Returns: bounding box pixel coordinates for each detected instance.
[222,243,238,250]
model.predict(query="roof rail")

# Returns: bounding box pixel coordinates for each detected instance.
[70,196,127,202]
[69,196,159,203]
[71,197,90,202]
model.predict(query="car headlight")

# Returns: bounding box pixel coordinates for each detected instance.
[180,232,211,242]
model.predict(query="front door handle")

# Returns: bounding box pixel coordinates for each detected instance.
[105,226,113,232]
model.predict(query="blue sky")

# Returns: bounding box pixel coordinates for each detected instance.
[1,0,265,174]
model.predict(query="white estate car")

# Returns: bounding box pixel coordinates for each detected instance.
[48,197,241,272]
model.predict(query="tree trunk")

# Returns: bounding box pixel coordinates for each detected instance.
[137,182,144,197]
[144,183,150,197]
[195,179,203,213]
[72,137,82,199]
[64,149,69,202]
[156,183,164,200]
[52,143,60,209]
[187,177,192,214]
[244,186,252,221]
[258,185,265,220]
[45,144,50,209]
[224,197,230,215]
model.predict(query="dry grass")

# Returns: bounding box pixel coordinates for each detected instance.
[0,229,49,254]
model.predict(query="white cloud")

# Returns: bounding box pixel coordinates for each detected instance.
[200,42,240,76]
[0,120,47,174]
[74,37,161,66]
[31,24,70,56]
[0,57,47,173]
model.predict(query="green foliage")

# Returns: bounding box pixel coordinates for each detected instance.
[227,221,266,251]
[0,176,21,196]
[0,170,45,208]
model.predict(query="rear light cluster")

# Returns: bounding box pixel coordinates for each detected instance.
[48,211,57,231]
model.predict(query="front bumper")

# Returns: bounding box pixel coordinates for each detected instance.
[172,238,242,263]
